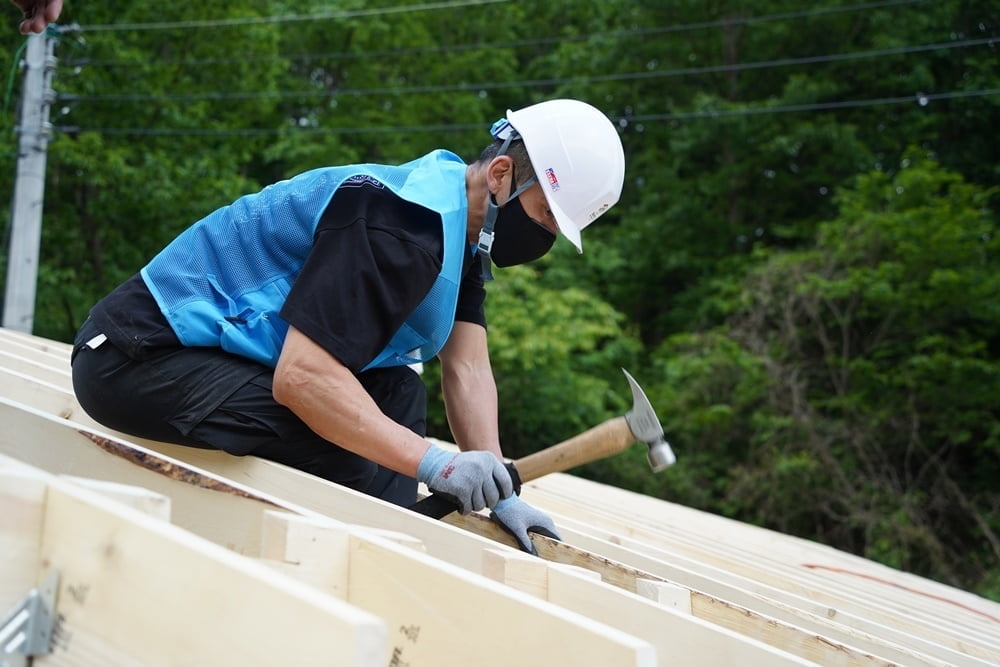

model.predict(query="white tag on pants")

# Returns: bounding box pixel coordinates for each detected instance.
[85,333,107,349]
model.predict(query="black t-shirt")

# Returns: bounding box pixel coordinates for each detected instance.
[89,179,486,370]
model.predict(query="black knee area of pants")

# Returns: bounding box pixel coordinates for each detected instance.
[70,318,181,443]
[296,451,379,492]
[72,320,426,505]
[356,365,427,436]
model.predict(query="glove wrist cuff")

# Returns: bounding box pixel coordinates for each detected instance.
[416,445,454,483]
[492,493,521,512]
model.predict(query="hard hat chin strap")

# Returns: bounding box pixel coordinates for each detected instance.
[477,126,536,282]
[478,175,536,282]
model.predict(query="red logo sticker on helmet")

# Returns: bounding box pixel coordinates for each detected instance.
[545,168,560,192]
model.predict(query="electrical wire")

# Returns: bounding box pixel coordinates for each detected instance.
[629,88,1000,121]
[60,37,997,104]
[2,40,28,119]
[57,87,1000,137]
[73,0,510,33]
[63,0,928,67]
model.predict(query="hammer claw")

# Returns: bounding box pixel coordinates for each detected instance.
[622,369,676,472]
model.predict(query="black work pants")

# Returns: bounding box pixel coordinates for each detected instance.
[70,318,423,506]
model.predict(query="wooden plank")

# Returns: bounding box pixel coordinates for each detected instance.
[0,326,72,354]
[1,466,387,666]
[59,475,172,520]
[0,382,950,667]
[0,460,47,610]
[259,511,658,667]
[531,521,991,667]
[0,403,662,666]
[448,513,955,667]
[0,394,885,666]
[530,472,1000,631]
[0,387,520,571]
[522,487,1000,661]
[482,549,813,667]
[523,478,1000,655]
[0,329,71,365]
[0,396,285,556]
[348,532,655,667]
[3,336,996,665]
[0,348,70,387]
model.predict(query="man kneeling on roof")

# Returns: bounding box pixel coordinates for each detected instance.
[71,99,627,555]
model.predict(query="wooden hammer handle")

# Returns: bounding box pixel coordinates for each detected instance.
[512,416,635,483]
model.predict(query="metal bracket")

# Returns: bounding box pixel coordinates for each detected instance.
[0,570,59,667]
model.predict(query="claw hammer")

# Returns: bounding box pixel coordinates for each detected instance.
[410,368,675,518]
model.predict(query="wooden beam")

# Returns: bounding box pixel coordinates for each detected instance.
[529,472,1000,631]
[482,549,813,666]
[446,513,950,667]
[546,522,989,667]
[0,404,662,666]
[0,395,888,666]
[0,348,69,387]
[0,396,288,556]
[1,466,388,666]
[59,475,171,520]
[263,509,649,666]
[522,478,1000,660]
[0,326,71,354]
[261,510,658,666]
[3,332,997,666]
[0,459,46,610]
[346,530,655,666]
[0,384,950,667]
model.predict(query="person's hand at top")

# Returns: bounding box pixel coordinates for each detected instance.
[11,0,63,34]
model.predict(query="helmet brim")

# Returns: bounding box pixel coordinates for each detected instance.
[544,190,583,253]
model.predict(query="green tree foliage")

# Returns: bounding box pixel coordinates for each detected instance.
[2,1,290,339]
[651,154,998,595]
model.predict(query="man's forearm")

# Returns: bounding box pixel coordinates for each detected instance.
[274,327,430,477]
[441,355,502,458]
[437,321,503,459]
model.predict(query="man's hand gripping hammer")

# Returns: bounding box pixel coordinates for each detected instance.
[410,369,675,518]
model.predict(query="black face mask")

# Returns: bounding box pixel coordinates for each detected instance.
[490,194,557,268]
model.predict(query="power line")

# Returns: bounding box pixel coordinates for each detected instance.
[73,0,510,33]
[63,0,927,67]
[57,88,1000,137]
[60,37,996,104]
[630,88,1000,121]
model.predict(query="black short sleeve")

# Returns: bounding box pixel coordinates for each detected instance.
[279,179,444,371]
[455,250,487,328]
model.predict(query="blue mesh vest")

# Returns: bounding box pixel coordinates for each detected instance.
[141,149,469,370]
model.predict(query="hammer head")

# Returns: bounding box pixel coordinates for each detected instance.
[622,368,676,472]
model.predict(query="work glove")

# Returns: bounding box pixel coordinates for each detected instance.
[416,446,513,515]
[490,494,562,556]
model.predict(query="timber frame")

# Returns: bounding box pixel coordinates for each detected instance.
[1,326,998,666]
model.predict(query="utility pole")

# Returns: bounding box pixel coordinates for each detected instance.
[3,29,57,333]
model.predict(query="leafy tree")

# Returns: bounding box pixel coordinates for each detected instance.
[0,1,291,339]
[647,153,998,597]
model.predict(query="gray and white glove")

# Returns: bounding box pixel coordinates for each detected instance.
[416,446,513,515]
[490,494,562,556]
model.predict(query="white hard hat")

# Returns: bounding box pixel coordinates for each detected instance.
[505,99,625,252]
